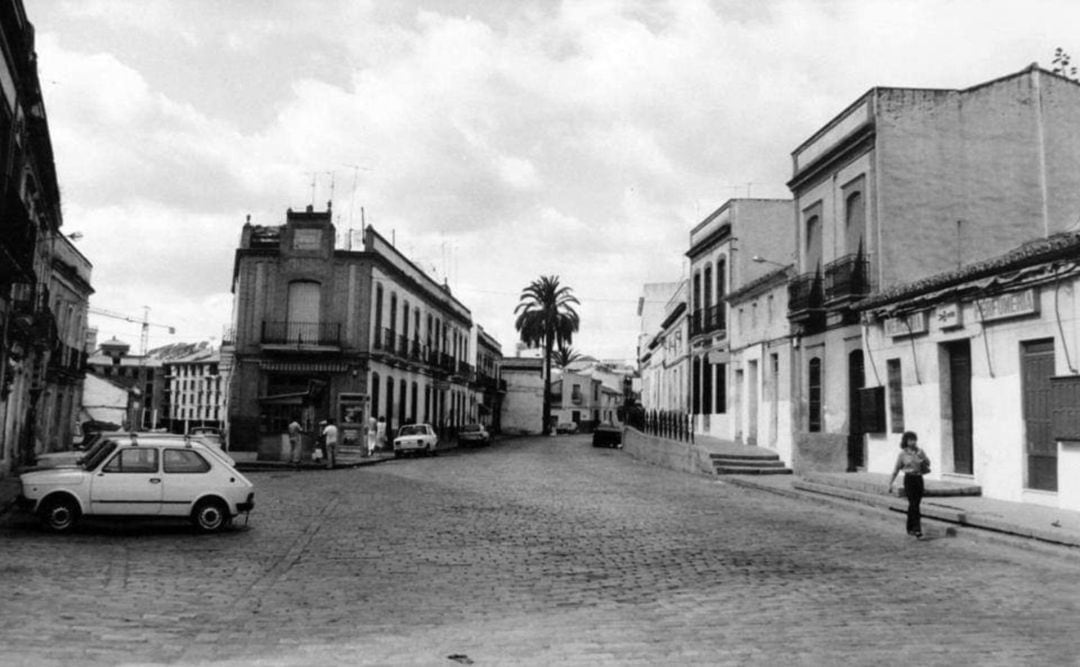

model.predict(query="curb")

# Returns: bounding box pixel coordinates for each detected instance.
[723,476,1080,562]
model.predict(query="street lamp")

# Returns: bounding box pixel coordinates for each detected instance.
[752,255,788,269]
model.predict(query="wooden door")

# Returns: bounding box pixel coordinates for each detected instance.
[948,341,973,475]
[1022,339,1057,491]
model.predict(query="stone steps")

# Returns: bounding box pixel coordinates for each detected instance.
[709,452,793,476]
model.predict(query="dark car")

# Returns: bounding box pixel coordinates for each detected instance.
[592,423,622,448]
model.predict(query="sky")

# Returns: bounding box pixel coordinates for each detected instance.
[23,0,1080,361]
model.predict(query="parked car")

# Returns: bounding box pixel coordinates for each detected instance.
[592,423,623,448]
[555,422,579,435]
[393,423,438,457]
[16,432,255,533]
[457,423,490,447]
[31,431,234,470]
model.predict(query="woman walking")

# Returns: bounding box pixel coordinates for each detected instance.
[887,431,931,538]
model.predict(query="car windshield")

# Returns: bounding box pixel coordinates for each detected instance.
[398,425,427,436]
[82,440,118,470]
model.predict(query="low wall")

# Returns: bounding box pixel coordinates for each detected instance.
[623,428,716,477]
[792,432,848,473]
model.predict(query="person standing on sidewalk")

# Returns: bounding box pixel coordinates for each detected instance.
[887,431,931,538]
[287,416,303,464]
[321,419,339,469]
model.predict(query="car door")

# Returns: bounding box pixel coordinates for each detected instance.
[89,446,163,515]
[159,447,214,516]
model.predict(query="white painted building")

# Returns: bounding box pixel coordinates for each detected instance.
[727,266,796,464]
[858,231,1080,511]
[639,279,689,413]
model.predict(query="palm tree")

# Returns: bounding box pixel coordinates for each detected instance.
[553,345,582,371]
[514,275,580,434]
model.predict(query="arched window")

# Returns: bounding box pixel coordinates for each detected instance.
[374,285,383,348]
[389,294,397,337]
[845,191,865,256]
[808,357,822,432]
[805,215,822,272]
[371,371,381,419]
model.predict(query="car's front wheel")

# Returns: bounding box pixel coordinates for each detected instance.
[192,498,231,533]
[40,495,79,533]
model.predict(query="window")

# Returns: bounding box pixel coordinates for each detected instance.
[805,209,822,272]
[692,357,701,414]
[843,179,866,256]
[164,449,211,473]
[104,447,158,473]
[374,286,383,345]
[808,357,822,432]
[702,357,712,415]
[715,363,727,414]
[704,265,713,309]
[887,358,904,433]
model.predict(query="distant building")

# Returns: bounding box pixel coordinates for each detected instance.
[228,205,494,460]
[686,198,793,441]
[158,343,227,437]
[639,280,689,413]
[499,357,544,435]
[85,338,165,431]
[472,325,504,432]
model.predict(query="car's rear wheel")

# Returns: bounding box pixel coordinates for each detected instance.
[192,498,230,533]
[40,495,79,533]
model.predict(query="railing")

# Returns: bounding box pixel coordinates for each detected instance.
[788,272,824,314]
[48,341,87,374]
[397,333,410,357]
[261,321,341,345]
[690,305,726,337]
[627,408,693,443]
[824,253,870,303]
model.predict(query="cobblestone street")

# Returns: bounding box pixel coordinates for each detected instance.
[2,435,1079,665]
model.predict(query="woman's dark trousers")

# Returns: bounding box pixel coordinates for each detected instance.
[904,473,924,534]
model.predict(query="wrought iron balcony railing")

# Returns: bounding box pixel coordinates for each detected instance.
[261,321,341,346]
[787,271,824,320]
[824,253,871,303]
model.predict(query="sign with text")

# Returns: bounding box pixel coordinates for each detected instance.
[934,302,963,330]
[976,288,1039,323]
[884,311,928,338]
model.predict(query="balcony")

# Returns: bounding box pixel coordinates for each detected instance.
[689,304,727,338]
[824,253,871,305]
[787,271,825,328]
[261,321,341,347]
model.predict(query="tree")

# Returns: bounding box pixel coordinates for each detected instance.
[514,275,580,434]
[1052,47,1078,80]
[553,345,582,371]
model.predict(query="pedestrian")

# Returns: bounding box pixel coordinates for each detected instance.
[887,430,931,538]
[367,415,377,457]
[288,416,303,464]
[376,416,387,453]
[321,419,339,469]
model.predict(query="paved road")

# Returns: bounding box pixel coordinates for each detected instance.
[1,434,1078,666]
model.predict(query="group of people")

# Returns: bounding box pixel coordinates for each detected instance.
[286,415,389,468]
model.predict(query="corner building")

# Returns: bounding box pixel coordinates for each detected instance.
[786,65,1080,473]
[228,205,480,460]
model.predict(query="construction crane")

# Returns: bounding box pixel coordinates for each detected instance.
[89,306,176,357]
[88,306,176,429]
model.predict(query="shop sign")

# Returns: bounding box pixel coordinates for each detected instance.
[884,311,928,338]
[976,288,1039,323]
[934,302,963,330]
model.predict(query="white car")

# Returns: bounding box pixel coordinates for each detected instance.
[17,432,255,533]
[393,423,438,457]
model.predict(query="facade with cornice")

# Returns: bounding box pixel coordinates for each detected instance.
[685,198,792,441]
[228,205,490,460]
[638,279,689,414]
[786,65,1080,478]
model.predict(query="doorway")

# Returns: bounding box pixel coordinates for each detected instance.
[847,350,865,471]
[1022,339,1056,491]
[946,340,973,475]
[747,360,759,446]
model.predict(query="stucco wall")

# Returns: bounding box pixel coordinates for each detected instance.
[623,428,716,477]
[501,369,544,435]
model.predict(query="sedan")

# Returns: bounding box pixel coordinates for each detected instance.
[17,432,254,533]
[393,423,438,457]
[457,423,490,447]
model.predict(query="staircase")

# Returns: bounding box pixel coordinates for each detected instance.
[710,451,792,475]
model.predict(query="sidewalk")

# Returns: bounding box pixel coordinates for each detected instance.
[691,436,1080,550]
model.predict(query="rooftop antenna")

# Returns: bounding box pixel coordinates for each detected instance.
[326,171,335,209]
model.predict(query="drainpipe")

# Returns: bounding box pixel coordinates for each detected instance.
[1033,67,1050,238]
